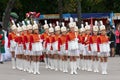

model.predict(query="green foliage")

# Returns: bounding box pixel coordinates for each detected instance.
[1,0,120,21]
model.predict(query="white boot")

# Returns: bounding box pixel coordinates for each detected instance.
[30,61,34,73]
[95,61,99,72]
[101,62,104,74]
[23,60,26,71]
[93,61,96,72]
[81,59,84,70]
[36,62,40,74]
[44,58,48,69]
[28,61,31,73]
[16,58,18,69]
[84,60,87,71]
[33,62,37,74]
[104,62,108,75]
[65,61,68,72]
[70,62,74,74]
[88,60,92,71]
[77,58,80,69]
[11,58,16,69]
[59,60,63,71]
[54,60,58,71]
[63,61,65,72]
[20,59,23,71]
[73,61,77,74]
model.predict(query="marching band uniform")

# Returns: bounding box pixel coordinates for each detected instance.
[30,22,43,74]
[8,24,17,69]
[45,26,54,69]
[41,21,49,69]
[14,25,23,70]
[58,24,68,73]
[52,23,61,71]
[79,26,87,71]
[67,18,78,74]
[74,26,81,70]
[84,22,92,71]
[26,22,33,73]
[97,21,110,75]
[21,22,28,72]
[78,24,85,70]
[89,21,99,73]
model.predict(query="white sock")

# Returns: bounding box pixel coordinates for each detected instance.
[12,58,16,69]
[101,62,104,74]
[36,62,40,74]
[70,62,73,74]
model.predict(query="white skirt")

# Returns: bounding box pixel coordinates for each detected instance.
[90,43,98,52]
[69,50,79,56]
[10,40,16,51]
[33,51,42,56]
[100,52,110,57]
[99,43,110,53]
[15,44,23,55]
[46,43,51,51]
[52,41,58,51]
[32,42,43,52]
[68,40,79,50]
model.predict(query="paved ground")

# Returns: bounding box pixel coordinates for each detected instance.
[0,56,120,80]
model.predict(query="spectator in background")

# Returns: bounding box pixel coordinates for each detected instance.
[0,24,5,64]
[115,23,120,56]
[107,26,115,57]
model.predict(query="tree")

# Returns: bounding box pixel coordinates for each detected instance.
[2,0,16,31]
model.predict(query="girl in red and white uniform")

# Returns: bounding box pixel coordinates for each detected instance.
[41,20,49,69]
[97,21,110,75]
[74,26,80,70]
[45,24,54,69]
[84,22,92,71]
[21,21,28,72]
[30,21,43,74]
[26,21,33,73]
[79,25,86,71]
[89,21,99,73]
[78,24,84,70]
[15,24,24,71]
[8,20,17,69]
[52,21,61,71]
[58,22,68,73]
[67,17,78,74]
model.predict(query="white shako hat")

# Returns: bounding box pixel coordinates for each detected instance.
[49,23,54,33]
[43,20,49,29]
[11,20,17,30]
[80,24,85,32]
[55,21,60,31]
[17,23,23,32]
[33,21,38,30]
[99,21,106,31]
[93,21,98,32]
[27,20,33,30]
[69,17,76,28]
[85,22,90,30]
[61,22,67,32]
[22,21,27,31]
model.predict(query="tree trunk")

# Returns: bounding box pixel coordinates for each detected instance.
[2,0,16,31]
[77,0,82,28]
[58,0,63,26]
